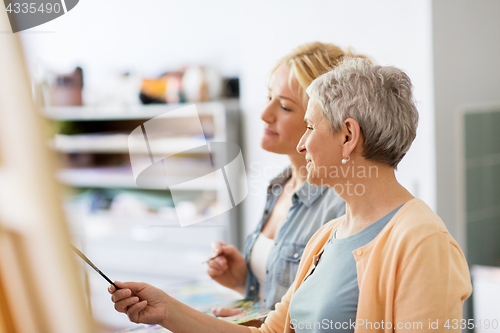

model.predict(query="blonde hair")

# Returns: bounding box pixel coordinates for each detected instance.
[272,42,367,106]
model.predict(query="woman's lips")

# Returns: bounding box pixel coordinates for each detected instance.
[264,129,278,136]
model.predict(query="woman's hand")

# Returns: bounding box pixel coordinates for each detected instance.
[109,281,253,333]
[206,241,248,294]
[108,281,170,325]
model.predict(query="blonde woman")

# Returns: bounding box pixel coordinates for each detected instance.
[109,57,471,332]
[206,42,353,312]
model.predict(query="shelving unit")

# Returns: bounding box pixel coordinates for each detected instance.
[44,102,225,121]
[52,134,208,154]
[57,167,219,190]
[45,100,243,328]
[45,98,242,237]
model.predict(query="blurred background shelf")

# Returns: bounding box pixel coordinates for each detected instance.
[51,134,210,154]
[43,100,236,121]
[52,99,242,239]
[57,167,219,190]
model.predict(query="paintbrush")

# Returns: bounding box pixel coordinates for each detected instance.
[71,245,119,290]
[201,253,224,264]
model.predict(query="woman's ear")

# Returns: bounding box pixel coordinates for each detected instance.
[342,118,361,158]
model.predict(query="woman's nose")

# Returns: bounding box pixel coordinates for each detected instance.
[297,133,307,154]
[261,101,275,123]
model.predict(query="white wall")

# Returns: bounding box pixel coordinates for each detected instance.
[19,0,436,242]
[433,0,500,242]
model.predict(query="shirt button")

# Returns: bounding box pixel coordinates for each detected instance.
[313,255,319,264]
[293,253,299,259]
[249,286,255,291]
[264,210,269,214]
[266,270,269,273]
[356,250,363,256]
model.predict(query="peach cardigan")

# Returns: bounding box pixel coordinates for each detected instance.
[248,198,472,333]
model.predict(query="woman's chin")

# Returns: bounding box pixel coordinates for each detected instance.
[260,140,274,152]
[260,143,287,155]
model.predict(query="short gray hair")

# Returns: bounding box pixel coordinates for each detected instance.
[306,57,419,169]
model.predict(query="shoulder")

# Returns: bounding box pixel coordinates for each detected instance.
[386,198,460,252]
[392,199,448,235]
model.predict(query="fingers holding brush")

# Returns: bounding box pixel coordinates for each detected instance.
[115,296,141,313]
[108,281,170,325]
[109,284,135,313]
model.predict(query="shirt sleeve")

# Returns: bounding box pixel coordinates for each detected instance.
[393,232,472,332]
[248,281,294,333]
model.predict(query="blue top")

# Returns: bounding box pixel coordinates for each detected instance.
[288,205,403,332]
[243,167,346,310]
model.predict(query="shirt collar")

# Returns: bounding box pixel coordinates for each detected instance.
[293,180,328,208]
[269,166,327,208]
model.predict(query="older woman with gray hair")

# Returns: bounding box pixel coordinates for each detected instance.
[108,57,472,333]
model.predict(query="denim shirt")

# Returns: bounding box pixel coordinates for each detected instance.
[243,167,346,310]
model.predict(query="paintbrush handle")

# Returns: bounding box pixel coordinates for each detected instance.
[71,245,119,290]
[202,253,223,264]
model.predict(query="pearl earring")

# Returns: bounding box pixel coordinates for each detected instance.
[341,156,351,164]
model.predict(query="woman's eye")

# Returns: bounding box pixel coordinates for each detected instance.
[281,105,292,112]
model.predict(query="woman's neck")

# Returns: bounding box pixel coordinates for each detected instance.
[340,163,414,229]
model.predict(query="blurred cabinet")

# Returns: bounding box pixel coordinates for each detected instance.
[44,100,242,281]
